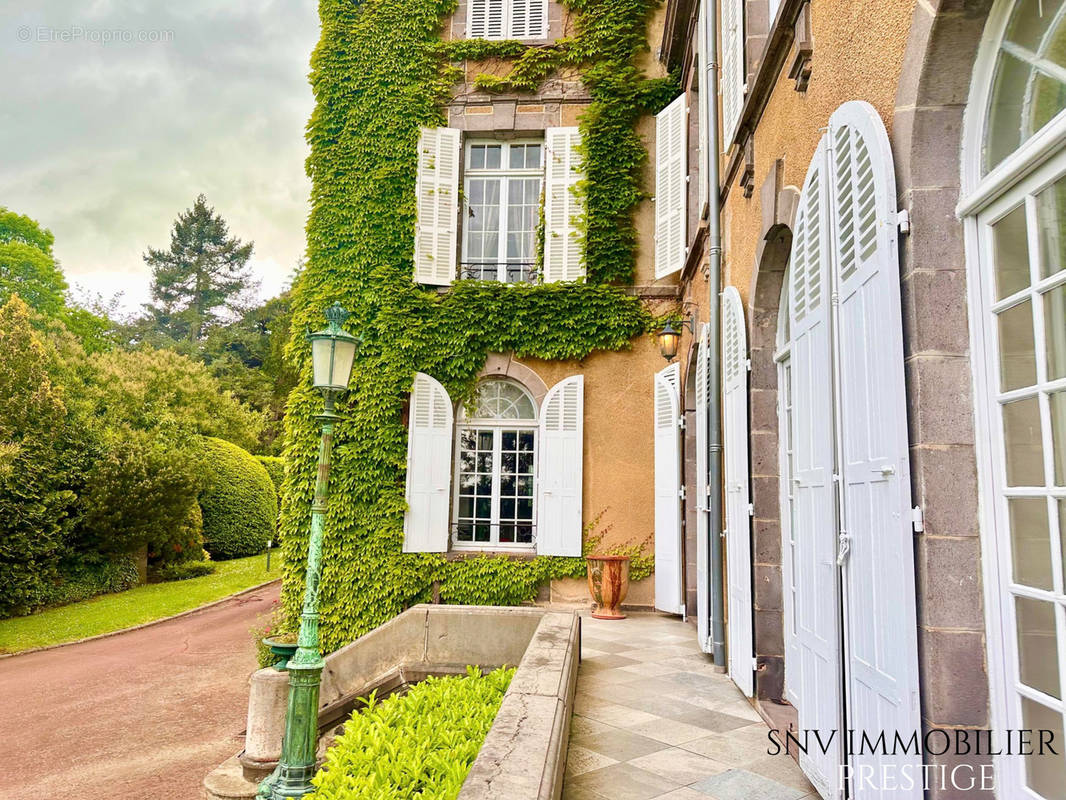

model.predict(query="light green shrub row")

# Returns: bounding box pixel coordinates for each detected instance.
[307,666,514,800]
[155,560,217,581]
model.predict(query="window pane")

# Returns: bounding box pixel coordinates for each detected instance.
[1060,499,1066,586]
[499,524,515,543]
[478,430,493,450]
[517,524,533,544]
[484,145,502,169]
[457,523,473,542]
[1021,697,1066,798]
[993,204,1032,300]
[458,497,473,518]
[518,431,534,451]
[500,498,515,518]
[469,145,486,170]
[501,431,516,450]
[998,300,1037,390]
[1038,175,1066,279]
[1010,498,1054,589]
[1016,595,1061,698]
[500,475,515,495]
[475,524,490,542]
[1005,0,1066,52]
[1050,390,1066,484]
[1004,396,1045,486]
[1045,284,1066,381]
[1031,73,1066,137]
[518,452,534,473]
[517,498,533,520]
[509,144,527,169]
[987,51,1034,171]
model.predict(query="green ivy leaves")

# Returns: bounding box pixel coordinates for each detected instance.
[278,0,665,652]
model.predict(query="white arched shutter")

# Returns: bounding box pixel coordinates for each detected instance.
[828,100,921,799]
[720,0,745,147]
[413,128,460,286]
[654,363,684,614]
[694,323,712,651]
[788,137,843,799]
[722,286,754,697]
[654,95,687,278]
[537,375,583,556]
[403,373,454,553]
[543,127,585,283]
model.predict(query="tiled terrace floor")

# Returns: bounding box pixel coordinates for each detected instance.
[563,612,817,800]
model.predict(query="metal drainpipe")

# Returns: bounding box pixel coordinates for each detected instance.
[705,0,727,672]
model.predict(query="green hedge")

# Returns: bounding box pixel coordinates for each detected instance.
[256,456,285,494]
[307,666,513,800]
[200,438,278,559]
[155,560,217,581]
[42,556,141,610]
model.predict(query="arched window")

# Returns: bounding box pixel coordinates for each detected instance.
[453,379,537,548]
[984,0,1066,172]
[964,2,1066,796]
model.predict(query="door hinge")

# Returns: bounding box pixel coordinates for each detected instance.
[747,502,754,516]
[678,417,686,430]
[752,656,759,672]
[679,485,687,501]
[897,208,911,235]
[912,505,924,533]
[745,358,752,372]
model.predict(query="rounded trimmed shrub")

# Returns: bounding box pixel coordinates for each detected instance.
[255,455,285,494]
[199,437,278,560]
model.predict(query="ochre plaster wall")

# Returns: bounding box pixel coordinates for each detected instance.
[717,0,917,307]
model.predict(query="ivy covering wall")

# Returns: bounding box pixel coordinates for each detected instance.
[279,0,674,651]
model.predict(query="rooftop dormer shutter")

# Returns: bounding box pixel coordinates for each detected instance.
[413,127,460,286]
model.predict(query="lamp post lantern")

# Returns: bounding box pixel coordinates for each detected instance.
[259,303,359,800]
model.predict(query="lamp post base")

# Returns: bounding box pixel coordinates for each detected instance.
[257,660,324,800]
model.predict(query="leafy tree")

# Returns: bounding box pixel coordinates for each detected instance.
[143,194,255,343]
[0,296,78,616]
[0,208,67,315]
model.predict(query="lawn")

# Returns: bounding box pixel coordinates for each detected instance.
[0,552,280,654]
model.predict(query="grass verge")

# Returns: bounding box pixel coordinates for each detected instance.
[0,552,280,654]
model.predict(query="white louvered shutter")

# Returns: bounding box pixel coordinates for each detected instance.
[654,94,687,278]
[694,323,712,652]
[696,2,709,217]
[722,286,754,697]
[537,375,584,556]
[403,373,454,553]
[828,100,921,800]
[654,363,684,614]
[543,127,585,283]
[720,0,745,147]
[509,0,546,38]
[787,138,843,800]
[413,128,460,286]
[467,0,505,38]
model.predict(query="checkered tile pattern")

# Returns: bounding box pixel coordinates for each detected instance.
[563,613,817,800]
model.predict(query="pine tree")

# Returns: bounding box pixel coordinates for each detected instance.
[143,195,255,342]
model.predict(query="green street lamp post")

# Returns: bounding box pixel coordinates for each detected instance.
[259,303,359,800]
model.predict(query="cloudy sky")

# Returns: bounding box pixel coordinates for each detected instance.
[0,0,320,312]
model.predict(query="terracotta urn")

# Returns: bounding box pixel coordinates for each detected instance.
[586,555,630,620]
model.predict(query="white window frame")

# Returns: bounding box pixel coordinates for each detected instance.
[467,0,548,41]
[451,379,539,551]
[462,138,545,284]
[960,2,1066,797]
